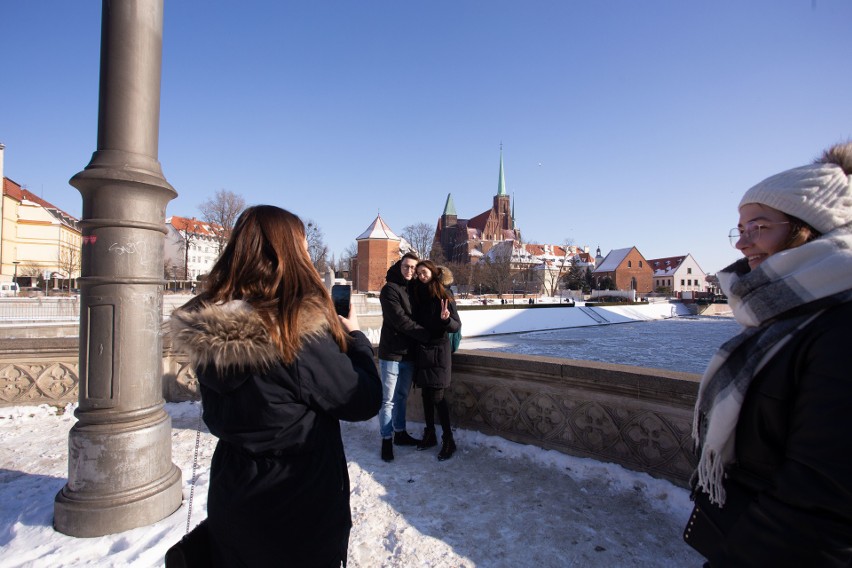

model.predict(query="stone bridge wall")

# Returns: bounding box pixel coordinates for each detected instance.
[1,338,699,487]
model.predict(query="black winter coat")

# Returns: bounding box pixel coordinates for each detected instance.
[693,301,852,567]
[411,293,461,389]
[377,260,431,361]
[170,299,381,568]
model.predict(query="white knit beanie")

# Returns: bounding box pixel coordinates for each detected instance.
[739,143,852,235]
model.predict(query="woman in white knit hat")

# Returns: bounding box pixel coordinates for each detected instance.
[684,142,852,567]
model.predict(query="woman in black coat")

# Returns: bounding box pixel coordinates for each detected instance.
[685,142,852,567]
[410,260,461,461]
[169,205,381,567]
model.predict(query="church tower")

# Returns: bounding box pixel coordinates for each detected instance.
[493,146,512,234]
[439,193,458,261]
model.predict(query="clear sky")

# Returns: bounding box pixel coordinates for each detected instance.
[3,1,851,274]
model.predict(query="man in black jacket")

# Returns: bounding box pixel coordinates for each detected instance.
[377,252,431,462]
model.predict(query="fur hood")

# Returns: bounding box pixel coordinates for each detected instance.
[438,266,454,287]
[170,298,330,375]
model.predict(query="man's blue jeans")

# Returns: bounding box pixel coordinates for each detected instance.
[379,359,415,439]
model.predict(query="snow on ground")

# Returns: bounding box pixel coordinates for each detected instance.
[0,402,703,567]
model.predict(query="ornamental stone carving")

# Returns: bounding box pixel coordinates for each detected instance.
[2,338,700,486]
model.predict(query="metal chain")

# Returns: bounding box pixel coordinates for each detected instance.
[185,400,204,535]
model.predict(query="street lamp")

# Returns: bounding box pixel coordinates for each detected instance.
[12,261,19,296]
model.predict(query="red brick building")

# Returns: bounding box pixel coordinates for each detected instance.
[351,215,408,293]
[592,246,653,293]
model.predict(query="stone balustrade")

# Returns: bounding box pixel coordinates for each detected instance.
[1,337,700,487]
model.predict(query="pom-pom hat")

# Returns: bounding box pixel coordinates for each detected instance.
[739,142,852,235]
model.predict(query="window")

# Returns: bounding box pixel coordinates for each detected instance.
[681,279,685,286]
[687,267,692,274]
[628,261,632,268]
[639,261,643,268]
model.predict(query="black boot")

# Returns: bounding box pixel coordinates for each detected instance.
[437,434,456,461]
[416,427,437,451]
[393,431,422,446]
[381,438,394,462]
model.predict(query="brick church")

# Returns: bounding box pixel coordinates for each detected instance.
[433,148,521,263]
[350,149,522,293]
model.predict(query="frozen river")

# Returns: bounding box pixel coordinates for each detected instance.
[461,316,742,375]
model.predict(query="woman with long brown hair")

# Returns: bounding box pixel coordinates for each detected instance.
[169,205,381,567]
[411,259,462,461]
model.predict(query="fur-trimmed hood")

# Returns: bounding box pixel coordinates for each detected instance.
[438,266,454,287]
[170,299,330,383]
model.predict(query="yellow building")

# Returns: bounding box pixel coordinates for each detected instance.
[1,176,82,290]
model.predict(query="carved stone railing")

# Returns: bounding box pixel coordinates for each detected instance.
[0,338,80,405]
[407,351,700,486]
[1,338,700,486]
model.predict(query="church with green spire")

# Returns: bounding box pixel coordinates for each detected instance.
[433,148,521,263]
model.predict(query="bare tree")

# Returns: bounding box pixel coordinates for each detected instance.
[305,219,329,274]
[179,227,200,281]
[401,222,435,259]
[482,245,514,297]
[18,262,44,287]
[199,189,246,253]
[57,247,82,290]
[339,242,358,272]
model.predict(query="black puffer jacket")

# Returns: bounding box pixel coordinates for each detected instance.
[411,286,461,389]
[377,260,431,361]
[170,299,381,568]
[694,301,852,567]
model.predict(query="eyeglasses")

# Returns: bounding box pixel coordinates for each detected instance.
[728,221,790,247]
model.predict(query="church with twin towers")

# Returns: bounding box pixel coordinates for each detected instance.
[352,149,580,293]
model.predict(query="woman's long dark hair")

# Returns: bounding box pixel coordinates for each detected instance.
[186,205,346,363]
[414,260,454,303]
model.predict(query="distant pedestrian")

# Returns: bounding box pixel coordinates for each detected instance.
[411,260,462,461]
[377,253,431,462]
[685,142,852,566]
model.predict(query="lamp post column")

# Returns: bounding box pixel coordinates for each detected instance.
[12,261,19,295]
[54,0,182,537]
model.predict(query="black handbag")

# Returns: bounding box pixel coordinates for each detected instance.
[683,501,724,560]
[165,519,213,568]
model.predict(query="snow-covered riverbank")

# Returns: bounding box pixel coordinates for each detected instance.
[456,301,691,337]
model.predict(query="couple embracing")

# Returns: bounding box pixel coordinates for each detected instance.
[377,252,462,463]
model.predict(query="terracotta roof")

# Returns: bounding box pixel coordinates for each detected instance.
[3,177,79,222]
[466,209,492,232]
[167,215,220,237]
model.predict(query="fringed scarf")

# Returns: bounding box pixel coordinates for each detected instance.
[692,229,852,506]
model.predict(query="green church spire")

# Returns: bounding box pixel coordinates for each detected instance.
[443,193,457,216]
[497,144,507,196]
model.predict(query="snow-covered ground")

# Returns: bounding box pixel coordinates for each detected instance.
[0,402,703,567]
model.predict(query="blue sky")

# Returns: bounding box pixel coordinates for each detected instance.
[3,1,851,274]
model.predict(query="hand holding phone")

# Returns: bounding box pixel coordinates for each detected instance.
[331,285,351,317]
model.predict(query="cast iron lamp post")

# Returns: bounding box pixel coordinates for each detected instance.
[12,261,19,295]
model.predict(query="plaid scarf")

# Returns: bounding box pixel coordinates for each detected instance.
[692,229,852,506]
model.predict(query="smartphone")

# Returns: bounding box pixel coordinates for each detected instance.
[331,284,351,317]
